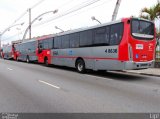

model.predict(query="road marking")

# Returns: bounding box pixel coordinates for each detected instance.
[85,74,113,80]
[7,68,13,71]
[38,80,60,89]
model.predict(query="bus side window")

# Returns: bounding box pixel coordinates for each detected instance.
[54,37,62,49]
[93,26,110,46]
[38,43,43,53]
[69,33,80,48]
[110,23,123,45]
[39,43,43,49]
[61,35,69,48]
[80,30,93,47]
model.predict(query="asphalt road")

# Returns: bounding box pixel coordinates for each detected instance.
[0,59,160,113]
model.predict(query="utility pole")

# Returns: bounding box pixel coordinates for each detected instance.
[22,9,58,41]
[29,8,31,39]
[112,0,122,21]
[0,33,1,50]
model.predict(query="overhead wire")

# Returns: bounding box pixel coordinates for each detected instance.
[12,10,28,25]
[3,0,111,41]
[33,0,113,28]
[57,0,77,10]
[2,0,111,42]
[10,0,45,26]
[32,0,102,27]
[1,0,46,42]
[30,0,45,9]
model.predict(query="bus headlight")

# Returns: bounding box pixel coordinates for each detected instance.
[47,51,50,55]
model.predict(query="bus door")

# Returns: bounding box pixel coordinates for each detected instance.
[37,41,44,63]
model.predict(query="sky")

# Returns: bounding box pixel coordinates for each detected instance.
[0,0,158,45]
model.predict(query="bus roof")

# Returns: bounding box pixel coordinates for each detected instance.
[18,38,37,45]
[54,19,122,37]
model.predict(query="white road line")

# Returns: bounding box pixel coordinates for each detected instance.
[7,68,13,71]
[85,74,113,80]
[38,80,60,89]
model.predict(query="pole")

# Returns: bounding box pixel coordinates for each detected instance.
[0,34,1,50]
[29,8,31,39]
[112,0,122,21]
[22,9,58,41]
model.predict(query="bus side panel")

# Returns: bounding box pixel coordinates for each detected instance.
[51,48,94,69]
[75,48,94,69]
[51,46,125,71]
[92,46,124,70]
[51,49,65,66]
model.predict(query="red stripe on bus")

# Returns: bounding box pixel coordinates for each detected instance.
[51,56,118,60]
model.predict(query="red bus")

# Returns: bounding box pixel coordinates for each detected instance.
[35,17,156,72]
[1,44,16,60]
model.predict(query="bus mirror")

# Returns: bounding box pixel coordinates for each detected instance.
[39,44,43,49]
[127,20,130,24]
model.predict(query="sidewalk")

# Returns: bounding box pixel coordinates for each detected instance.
[124,68,160,77]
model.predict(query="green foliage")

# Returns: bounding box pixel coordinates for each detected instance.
[157,32,160,37]
[140,2,160,21]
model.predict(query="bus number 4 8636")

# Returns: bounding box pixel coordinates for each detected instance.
[105,49,117,53]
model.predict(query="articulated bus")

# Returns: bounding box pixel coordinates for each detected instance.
[36,17,156,73]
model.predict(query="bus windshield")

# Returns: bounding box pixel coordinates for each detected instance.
[131,19,154,40]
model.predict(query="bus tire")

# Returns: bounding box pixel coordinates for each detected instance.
[26,56,30,63]
[44,57,49,67]
[76,59,85,73]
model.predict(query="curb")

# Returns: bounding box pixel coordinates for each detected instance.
[139,73,160,77]
[119,71,160,77]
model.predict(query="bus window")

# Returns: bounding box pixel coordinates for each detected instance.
[42,38,53,49]
[61,35,69,48]
[110,23,123,45]
[131,19,154,40]
[54,36,62,49]
[69,33,80,48]
[94,26,110,46]
[80,30,93,47]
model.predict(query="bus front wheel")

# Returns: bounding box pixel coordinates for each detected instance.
[76,59,85,73]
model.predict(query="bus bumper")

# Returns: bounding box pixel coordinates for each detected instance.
[124,60,155,70]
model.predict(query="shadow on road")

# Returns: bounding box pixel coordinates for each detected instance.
[1,59,146,81]
[87,71,145,81]
[47,64,146,81]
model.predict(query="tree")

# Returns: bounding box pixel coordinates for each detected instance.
[140,2,160,21]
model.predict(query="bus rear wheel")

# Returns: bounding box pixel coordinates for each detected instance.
[76,59,85,73]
